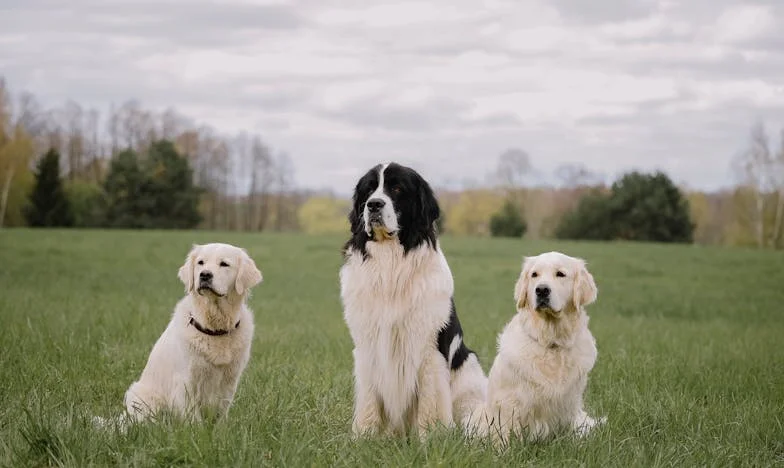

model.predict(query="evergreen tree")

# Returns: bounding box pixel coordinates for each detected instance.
[102,141,201,229]
[25,148,74,227]
[607,171,694,243]
[554,190,613,240]
[65,181,104,228]
[555,171,694,243]
[103,149,148,228]
[142,140,201,229]
[489,199,528,238]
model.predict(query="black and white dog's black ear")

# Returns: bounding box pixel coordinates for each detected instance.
[396,168,440,253]
[348,188,365,236]
[343,170,374,258]
[419,179,440,230]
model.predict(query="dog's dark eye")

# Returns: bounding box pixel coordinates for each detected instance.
[556,271,566,278]
[197,260,204,266]
[390,185,402,194]
[220,261,229,267]
[531,272,538,278]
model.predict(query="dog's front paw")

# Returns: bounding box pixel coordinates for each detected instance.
[351,419,380,440]
[573,412,605,438]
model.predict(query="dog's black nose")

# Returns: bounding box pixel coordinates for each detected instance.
[200,271,213,282]
[366,198,385,212]
[535,285,550,298]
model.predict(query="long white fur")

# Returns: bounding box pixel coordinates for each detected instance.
[341,239,454,436]
[476,251,605,445]
[98,243,262,428]
[341,164,487,437]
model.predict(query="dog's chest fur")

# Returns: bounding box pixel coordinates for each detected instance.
[340,241,453,425]
[492,314,597,421]
[179,298,254,407]
[511,315,596,388]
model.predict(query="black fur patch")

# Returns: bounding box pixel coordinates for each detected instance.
[437,298,475,371]
[343,162,440,259]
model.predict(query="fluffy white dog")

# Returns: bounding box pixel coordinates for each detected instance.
[478,251,605,445]
[115,242,262,424]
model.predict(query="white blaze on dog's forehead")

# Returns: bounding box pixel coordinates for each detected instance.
[369,162,391,199]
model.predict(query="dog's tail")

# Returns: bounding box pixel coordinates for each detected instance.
[450,351,488,435]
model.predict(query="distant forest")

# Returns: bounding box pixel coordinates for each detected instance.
[2,77,782,249]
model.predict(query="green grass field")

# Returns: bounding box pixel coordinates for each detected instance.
[1,229,783,467]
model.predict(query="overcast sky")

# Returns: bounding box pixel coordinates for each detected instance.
[1,0,783,194]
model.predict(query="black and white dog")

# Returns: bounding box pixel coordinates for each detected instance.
[339,162,487,438]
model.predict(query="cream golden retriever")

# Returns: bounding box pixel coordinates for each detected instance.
[99,243,263,426]
[477,251,605,445]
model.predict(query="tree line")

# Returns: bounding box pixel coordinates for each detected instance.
[437,128,784,250]
[1,77,300,231]
[2,76,782,249]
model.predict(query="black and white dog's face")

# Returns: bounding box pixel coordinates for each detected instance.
[346,162,440,255]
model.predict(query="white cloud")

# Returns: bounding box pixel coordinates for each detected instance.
[1,0,782,194]
[713,4,776,44]
[313,2,478,28]
[598,14,691,40]
[319,80,388,110]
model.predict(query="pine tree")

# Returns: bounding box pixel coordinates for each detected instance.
[103,149,148,228]
[490,199,528,238]
[25,148,74,227]
[143,140,202,229]
[102,141,201,229]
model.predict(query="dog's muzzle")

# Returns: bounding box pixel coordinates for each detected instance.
[197,270,224,297]
[199,271,213,288]
[366,198,385,226]
[535,285,554,312]
[365,198,396,238]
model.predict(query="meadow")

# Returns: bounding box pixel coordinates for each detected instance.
[0,229,782,467]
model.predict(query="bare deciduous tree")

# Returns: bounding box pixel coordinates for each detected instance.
[1,76,298,232]
[273,152,295,231]
[734,122,773,248]
[85,108,102,182]
[555,163,602,188]
[250,136,274,231]
[495,147,533,190]
[771,129,784,248]
[64,100,84,180]
[0,82,35,228]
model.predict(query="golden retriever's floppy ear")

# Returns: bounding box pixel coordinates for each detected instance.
[235,249,262,295]
[514,256,533,310]
[573,259,598,309]
[178,244,201,294]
